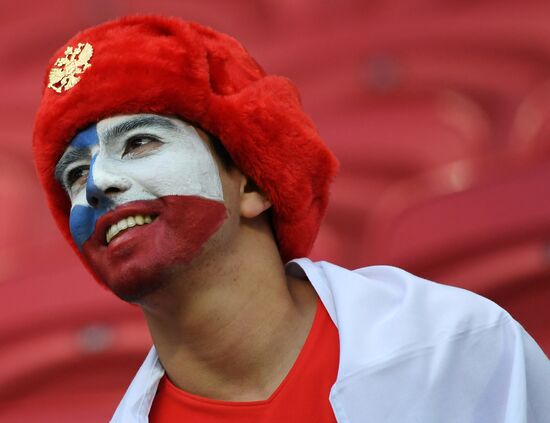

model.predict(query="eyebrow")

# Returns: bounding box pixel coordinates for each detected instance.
[103,115,179,141]
[55,147,92,185]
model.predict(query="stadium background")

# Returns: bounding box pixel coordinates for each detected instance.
[1,1,549,421]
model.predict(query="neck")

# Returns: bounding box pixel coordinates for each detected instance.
[138,220,318,401]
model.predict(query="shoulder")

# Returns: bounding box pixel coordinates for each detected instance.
[291,258,511,336]
[353,263,510,331]
[288,259,517,372]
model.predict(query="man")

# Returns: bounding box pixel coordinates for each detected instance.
[33,15,549,423]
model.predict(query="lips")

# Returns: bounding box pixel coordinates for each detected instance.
[90,200,163,247]
[105,214,154,244]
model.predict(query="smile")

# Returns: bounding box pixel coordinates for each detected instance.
[106,214,154,244]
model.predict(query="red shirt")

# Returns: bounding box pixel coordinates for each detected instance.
[149,299,339,422]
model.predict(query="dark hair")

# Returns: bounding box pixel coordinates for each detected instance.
[206,131,234,171]
[205,128,263,195]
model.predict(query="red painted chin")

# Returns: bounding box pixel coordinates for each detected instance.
[82,196,227,301]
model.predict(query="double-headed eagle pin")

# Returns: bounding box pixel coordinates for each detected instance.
[47,42,93,93]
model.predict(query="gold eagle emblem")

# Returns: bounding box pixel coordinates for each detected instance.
[47,42,93,93]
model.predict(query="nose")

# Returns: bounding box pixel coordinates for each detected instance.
[85,155,131,208]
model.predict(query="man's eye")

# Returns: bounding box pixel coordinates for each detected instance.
[122,136,162,158]
[67,166,89,189]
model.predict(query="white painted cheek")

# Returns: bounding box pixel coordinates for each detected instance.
[135,126,224,201]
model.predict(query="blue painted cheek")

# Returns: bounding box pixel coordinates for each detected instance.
[69,156,113,249]
[67,125,113,250]
[70,205,107,249]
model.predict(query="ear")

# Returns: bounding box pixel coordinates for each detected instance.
[239,175,272,218]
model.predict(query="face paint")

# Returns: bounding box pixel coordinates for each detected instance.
[83,196,226,300]
[62,125,114,249]
[57,114,227,300]
[70,152,116,248]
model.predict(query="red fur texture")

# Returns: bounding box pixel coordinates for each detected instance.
[33,15,338,269]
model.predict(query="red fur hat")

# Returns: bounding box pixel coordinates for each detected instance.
[33,15,338,267]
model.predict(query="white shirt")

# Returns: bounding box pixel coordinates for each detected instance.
[111,259,550,422]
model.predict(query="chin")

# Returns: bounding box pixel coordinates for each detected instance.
[81,195,227,302]
[98,259,176,303]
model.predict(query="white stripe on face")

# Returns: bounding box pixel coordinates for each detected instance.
[59,114,224,248]
[94,114,224,203]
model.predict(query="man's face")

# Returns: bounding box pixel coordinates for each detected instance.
[55,114,228,300]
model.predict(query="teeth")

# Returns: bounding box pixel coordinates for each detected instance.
[105,214,154,244]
